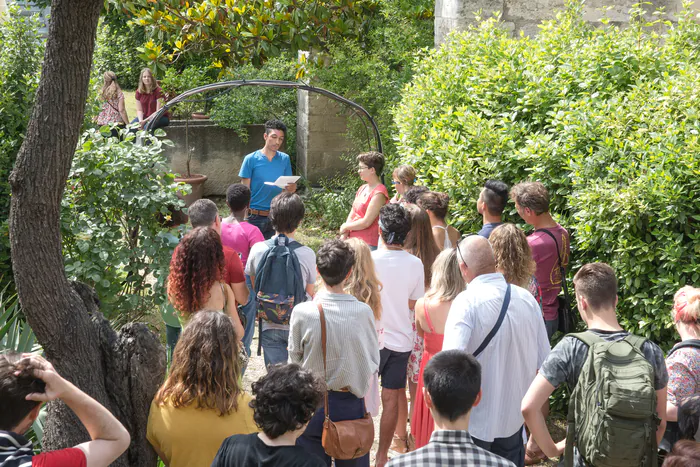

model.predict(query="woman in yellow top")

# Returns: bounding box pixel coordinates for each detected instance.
[147,311,257,467]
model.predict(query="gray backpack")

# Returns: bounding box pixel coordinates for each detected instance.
[565,332,659,467]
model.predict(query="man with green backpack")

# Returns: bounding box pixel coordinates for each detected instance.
[522,262,668,466]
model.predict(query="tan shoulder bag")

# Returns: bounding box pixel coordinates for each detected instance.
[317,302,374,460]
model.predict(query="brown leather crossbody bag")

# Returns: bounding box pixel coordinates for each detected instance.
[317,302,374,460]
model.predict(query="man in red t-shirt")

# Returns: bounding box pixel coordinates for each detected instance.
[0,353,130,467]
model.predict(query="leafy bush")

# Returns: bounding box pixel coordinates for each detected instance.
[210,55,299,157]
[93,19,146,91]
[0,8,45,291]
[159,65,218,118]
[394,2,700,349]
[61,129,186,325]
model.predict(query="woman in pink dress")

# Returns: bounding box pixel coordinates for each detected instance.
[339,152,388,250]
[411,248,466,449]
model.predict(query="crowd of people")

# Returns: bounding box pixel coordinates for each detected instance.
[1,118,699,467]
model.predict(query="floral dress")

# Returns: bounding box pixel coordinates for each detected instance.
[96,91,125,125]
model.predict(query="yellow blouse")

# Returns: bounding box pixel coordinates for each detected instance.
[147,393,258,467]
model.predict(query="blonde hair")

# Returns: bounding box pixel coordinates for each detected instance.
[672,285,700,325]
[425,248,465,302]
[489,223,536,288]
[137,67,156,94]
[101,71,120,101]
[392,165,416,186]
[404,204,441,287]
[344,238,382,321]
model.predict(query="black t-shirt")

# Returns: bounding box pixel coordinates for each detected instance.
[211,433,326,467]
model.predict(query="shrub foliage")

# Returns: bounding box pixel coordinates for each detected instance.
[395,2,700,349]
[61,129,185,325]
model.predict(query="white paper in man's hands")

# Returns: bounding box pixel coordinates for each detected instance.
[264,175,301,189]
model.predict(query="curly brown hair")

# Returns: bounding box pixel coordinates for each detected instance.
[167,227,225,317]
[489,223,536,288]
[154,311,241,415]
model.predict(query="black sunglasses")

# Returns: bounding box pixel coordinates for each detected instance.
[455,234,479,266]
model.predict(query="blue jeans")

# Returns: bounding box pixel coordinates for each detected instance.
[260,328,289,368]
[248,213,274,240]
[241,275,257,359]
[297,391,370,467]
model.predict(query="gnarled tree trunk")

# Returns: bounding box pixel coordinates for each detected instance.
[8,0,166,465]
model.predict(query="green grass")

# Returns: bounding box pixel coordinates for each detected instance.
[123,90,138,122]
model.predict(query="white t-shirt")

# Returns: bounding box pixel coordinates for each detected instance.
[246,235,317,331]
[371,248,425,352]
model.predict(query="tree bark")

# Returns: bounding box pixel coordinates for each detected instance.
[8,0,166,465]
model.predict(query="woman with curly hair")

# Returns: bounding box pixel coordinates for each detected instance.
[147,311,256,467]
[344,237,383,416]
[167,227,244,340]
[212,363,326,467]
[489,223,542,309]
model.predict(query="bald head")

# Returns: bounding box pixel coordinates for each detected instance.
[457,236,496,279]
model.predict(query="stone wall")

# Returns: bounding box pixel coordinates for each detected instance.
[162,121,266,197]
[296,90,354,184]
[435,0,692,44]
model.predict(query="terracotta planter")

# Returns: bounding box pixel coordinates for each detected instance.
[191,112,210,120]
[174,174,208,207]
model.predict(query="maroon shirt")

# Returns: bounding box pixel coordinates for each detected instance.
[527,225,570,321]
[135,86,169,119]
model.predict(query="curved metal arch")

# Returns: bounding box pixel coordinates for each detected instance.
[145,79,383,154]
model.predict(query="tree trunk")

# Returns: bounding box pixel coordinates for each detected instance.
[8,0,166,465]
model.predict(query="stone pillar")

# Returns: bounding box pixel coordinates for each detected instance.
[296,89,354,184]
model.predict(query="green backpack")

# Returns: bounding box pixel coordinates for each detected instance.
[565,332,659,467]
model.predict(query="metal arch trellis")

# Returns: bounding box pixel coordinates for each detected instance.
[144,79,383,154]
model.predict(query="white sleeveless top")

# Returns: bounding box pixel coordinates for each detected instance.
[433,225,453,249]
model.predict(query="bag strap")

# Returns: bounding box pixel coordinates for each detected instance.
[318,301,331,420]
[105,96,127,124]
[474,284,511,358]
[534,228,570,303]
[669,339,700,357]
[623,334,647,351]
[568,330,605,348]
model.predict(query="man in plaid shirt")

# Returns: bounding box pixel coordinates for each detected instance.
[386,350,514,467]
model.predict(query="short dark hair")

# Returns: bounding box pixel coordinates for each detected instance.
[317,239,355,287]
[269,192,305,234]
[510,181,550,215]
[662,440,700,467]
[423,350,481,422]
[402,185,429,205]
[378,204,411,246]
[250,363,324,439]
[573,262,618,311]
[0,352,46,431]
[482,180,509,215]
[417,191,450,219]
[226,183,251,213]
[265,119,287,135]
[679,395,700,441]
[356,151,385,175]
[188,199,219,228]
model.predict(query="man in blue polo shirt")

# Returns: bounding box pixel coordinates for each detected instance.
[239,119,297,239]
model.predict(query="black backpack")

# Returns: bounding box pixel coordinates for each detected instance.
[253,234,307,354]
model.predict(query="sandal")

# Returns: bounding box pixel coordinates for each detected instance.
[389,434,409,454]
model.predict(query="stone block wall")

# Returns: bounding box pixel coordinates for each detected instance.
[435,0,691,44]
[296,90,354,184]
[162,121,266,197]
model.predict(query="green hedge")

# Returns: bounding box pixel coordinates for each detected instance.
[394,2,700,350]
